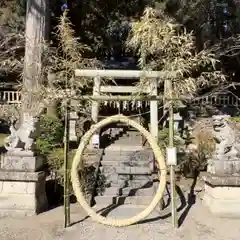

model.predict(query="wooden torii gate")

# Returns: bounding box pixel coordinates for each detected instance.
[75,69,162,147]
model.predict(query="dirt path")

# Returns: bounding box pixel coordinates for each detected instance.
[0,195,240,240]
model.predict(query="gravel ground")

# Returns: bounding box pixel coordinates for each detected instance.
[1,195,240,240]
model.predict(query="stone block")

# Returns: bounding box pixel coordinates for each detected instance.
[0,171,48,218]
[121,160,152,168]
[202,173,240,218]
[0,170,45,181]
[116,166,152,175]
[69,112,78,141]
[100,166,116,174]
[100,160,121,166]
[70,111,78,119]
[0,194,48,217]
[166,113,183,132]
[131,175,153,181]
[205,184,240,199]
[127,179,152,188]
[121,196,154,205]
[103,187,121,196]
[102,155,131,162]
[104,145,144,152]
[1,152,43,172]
[208,159,240,176]
[114,174,130,182]
[110,180,127,188]
[121,186,155,196]
[0,178,45,195]
[0,181,34,195]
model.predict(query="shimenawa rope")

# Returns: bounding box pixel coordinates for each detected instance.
[71,114,167,227]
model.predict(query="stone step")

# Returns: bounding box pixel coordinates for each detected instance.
[108,179,152,188]
[100,160,152,168]
[120,161,153,168]
[103,149,153,158]
[118,131,142,137]
[102,187,121,196]
[100,185,155,197]
[101,155,132,162]
[114,136,142,143]
[121,186,155,196]
[94,195,154,205]
[104,174,153,183]
[109,180,127,188]
[113,138,142,144]
[103,151,144,158]
[99,166,116,174]
[126,180,153,188]
[109,130,125,138]
[102,152,153,162]
[104,145,144,152]
[116,166,152,175]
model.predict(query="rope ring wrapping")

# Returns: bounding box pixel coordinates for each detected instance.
[71,114,167,227]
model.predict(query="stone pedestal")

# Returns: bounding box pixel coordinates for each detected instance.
[202,114,240,218]
[69,111,78,142]
[166,112,183,132]
[207,158,240,176]
[202,173,240,218]
[0,150,48,217]
[173,113,183,132]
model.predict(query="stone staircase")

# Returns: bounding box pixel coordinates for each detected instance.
[93,128,157,207]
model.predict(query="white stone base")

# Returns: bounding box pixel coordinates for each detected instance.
[1,150,43,172]
[202,173,240,218]
[0,194,47,217]
[0,171,48,217]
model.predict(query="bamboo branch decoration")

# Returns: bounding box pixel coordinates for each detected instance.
[71,114,167,227]
[64,99,70,228]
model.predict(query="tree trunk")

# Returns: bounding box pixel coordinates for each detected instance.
[163,80,171,127]
[22,0,50,117]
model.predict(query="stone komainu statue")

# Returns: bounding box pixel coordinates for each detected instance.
[212,115,240,160]
[4,114,38,151]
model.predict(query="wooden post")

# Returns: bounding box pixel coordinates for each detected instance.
[91,76,101,148]
[150,78,158,140]
[75,69,177,79]
[150,78,158,175]
[91,76,101,123]
[168,79,178,228]
[7,92,10,103]
[64,99,70,228]
[163,80,169,127]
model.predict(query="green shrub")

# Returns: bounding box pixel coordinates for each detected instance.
[47,148,75,195]
[37,114,105,197]
[47,148,102,196]
[158,127,185,157]
[158,126,214,177]
[36,115,64,155]
[48,148,76,172]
